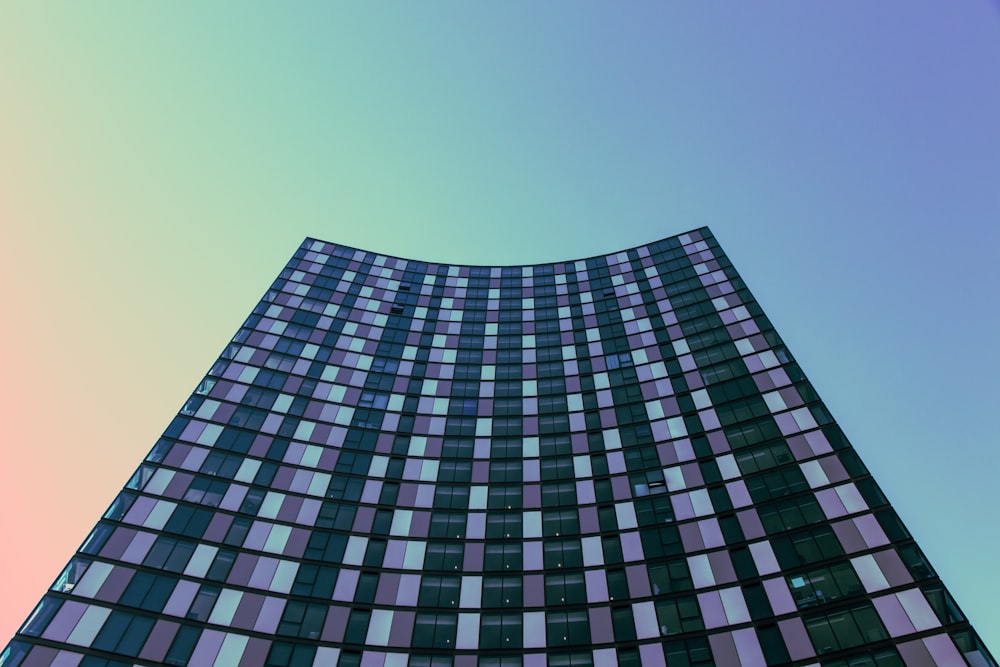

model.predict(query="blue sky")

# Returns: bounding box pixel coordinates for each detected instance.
[1,1,998,651]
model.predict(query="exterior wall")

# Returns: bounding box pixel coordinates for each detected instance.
[2,229,994,667]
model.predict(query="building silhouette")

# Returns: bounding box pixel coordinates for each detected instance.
[3,229,995,667]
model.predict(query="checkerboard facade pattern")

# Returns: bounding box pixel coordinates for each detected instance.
[3,229,994,667]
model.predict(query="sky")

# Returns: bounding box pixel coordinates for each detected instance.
[1,1,999,654]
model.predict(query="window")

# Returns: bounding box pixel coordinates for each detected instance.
[484,544,522,571]
[655,596,704,635]
[787,562,863,609]
[486,513,523,539]
[640,525,683,558]
[803,604,888,654]
[613,606,637,642]
[488,486,522,509]
[479,613,523,649]
[343,610,370,645]
[413,614,458,649]
[490,461,522,483]
[304,532,348,563]
[92,611,155,657]
[277,601,327,639]
[735,441,794,474]
[482,576,523,608]
[543,509,580,537]
[419,576,461,607]
[724,417,782,450]
[746,467,809,503]
[759,495,825,535]
[354,572,378,604]
[438,461,472,483]
[186,585,220,621]
[773,525,845,569]
[291,564,338,598]
[424,543,464,571]
[634,495,674,526]
[434,487,470,510]
[545,573,586,605]
[541,457,575,481]
[923,584,965,624]
[663,637,713,667]
[648,560,693,595]
[164,624,202,665]
[543,540,583,569]
[822,648,904,667]
[541,482,577,508]
[143,537,195,573]
[119,572,177,611]
[429,513,466,538]
[546,610,590,646]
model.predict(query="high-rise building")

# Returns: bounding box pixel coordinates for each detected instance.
[3,229,994,667]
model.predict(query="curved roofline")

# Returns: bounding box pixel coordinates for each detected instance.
[300,226,715,271]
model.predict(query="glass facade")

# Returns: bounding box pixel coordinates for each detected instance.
[3,228,994,667]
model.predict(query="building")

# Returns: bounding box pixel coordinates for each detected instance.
[2,228,995,667]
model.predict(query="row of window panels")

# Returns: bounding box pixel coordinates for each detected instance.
[266,260,746,331]
[243,288,762,363]
[182,377,808,442]
[212,328,787,417]
[262,269,731,332]
[244,281,747,358]
[134,444,873,543]
[10,627,991,667]
[55,536,948,623]
[276,251,711,298]
[265,268,719,302]
[13,590,977,666]
[119,481,884,567]
[134,445,903,549]
[128,461,869,548]
[143,443,868,552]
[170,387,826,469]
[197,361,793,417]
[205,327,786,409]
[220,334,770,404]
[115,469,885,568]
[214,320,770,395]
[165,379,828,481]
[244,288,750,359]
[159,421,834,511]
[278,242,721,301]
[136,451,883,573]
[191,353,800,435]
[150,423,848,507]
[260,264,741,331]
[130,440,885,557]
[290,234,716,290]
[251,290,745,363]
[268,264,735,325]
[144,436,860,543]
[232,313,766,367]
[79,509,937,609]
[132,464,897,564]
[256,281,739,339]
[188,364,801,443]
[268,259,722,297]
[176,394,817,494]
[154,414,841,488]
[203,363,788,430]
[262,267,736,317]
[203,347,793,427]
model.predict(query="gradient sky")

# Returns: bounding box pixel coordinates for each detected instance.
[2,2,999,653]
